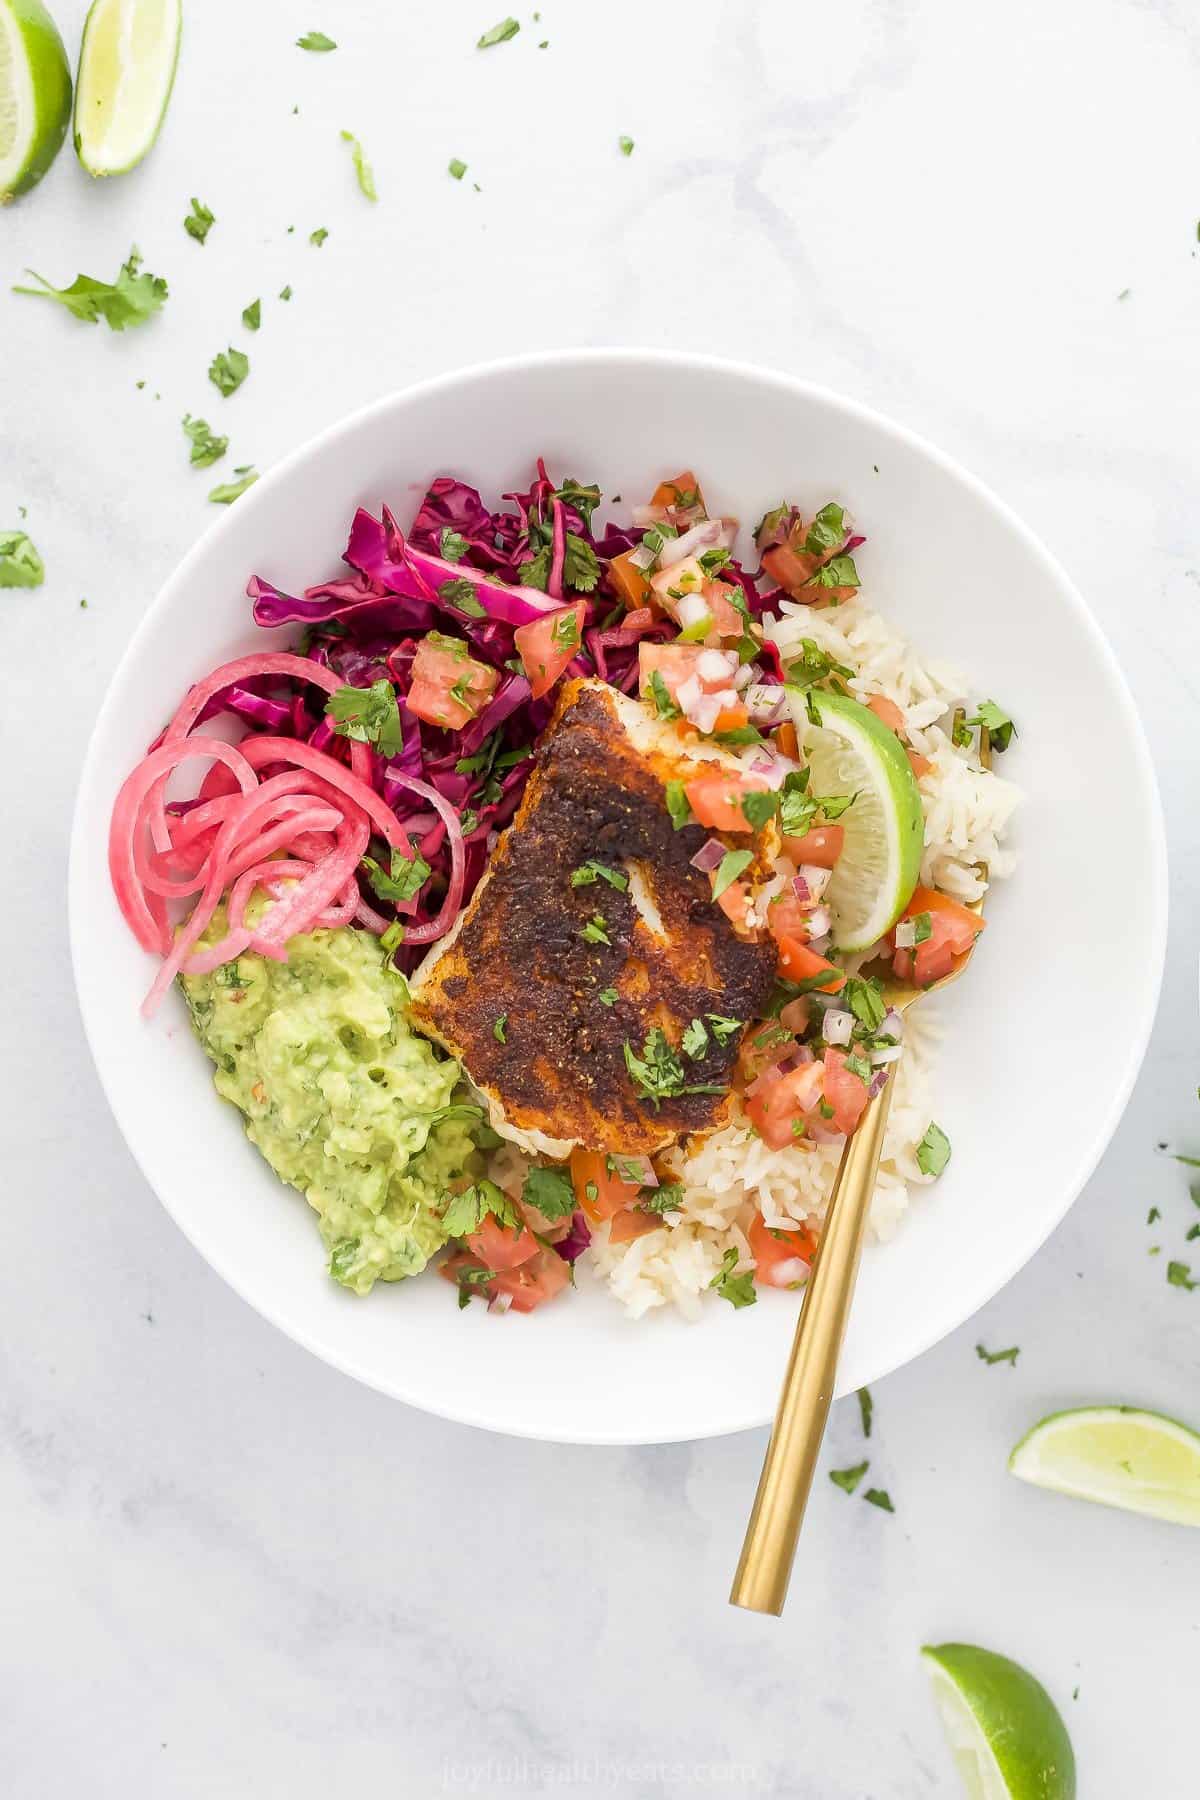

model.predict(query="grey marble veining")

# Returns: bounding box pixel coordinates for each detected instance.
[2,2,1197,1794]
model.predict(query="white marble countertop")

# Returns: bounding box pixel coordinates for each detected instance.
[3,1,1198,1794]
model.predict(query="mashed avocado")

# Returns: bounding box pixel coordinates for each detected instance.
[181,918,477,1294]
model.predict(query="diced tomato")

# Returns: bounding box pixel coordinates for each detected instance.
[737,1020,796,1085]
[571,1148,634,1223]
[778,996,811,1037]
[762,541,820,596]
[638,641,732,706]
[744,1061,825,1150]
[867,694,905,734]
[767,891,812,944]
[775,936,846,992]
[891,885,985,987]
[684,769,771,832]
[489,1247,571,1312]
[706,582,746,640]
[749,1212,817,1288]
[822,1046,871,1137]
[782,824,844,869]
[466,1213,538,1272]
[408,631,499,730]
[908,749,933,780]
[624,607,655,632]
[608,1209,662,1245]
[650,556,707,618]
[716,880,752,926]
[774,721,799,760]
[514,601,586,702]
[609,548,651,609]
[711,702,750,733]
[518,1197,572,1243]
[651,469,706,518]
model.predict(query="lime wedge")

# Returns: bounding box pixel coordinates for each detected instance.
[1009,1404,1200,1527]
[73,0,180,177]
[786,688,923,951]
[0,0,72,202]
[922,1643,1076,1800]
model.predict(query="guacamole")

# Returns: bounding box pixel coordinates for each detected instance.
[181,919,477,1294]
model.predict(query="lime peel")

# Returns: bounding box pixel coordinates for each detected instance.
[0,0,72,202]
[922,1642,1076,1800]
[1009,1403,1200,1528]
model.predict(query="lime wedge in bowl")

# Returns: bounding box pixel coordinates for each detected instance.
[0,0,72,202]
[784,687,923,951]
[922,1643,1076,1800]
[74,0,180,177]
[1009,1404,1200,1527]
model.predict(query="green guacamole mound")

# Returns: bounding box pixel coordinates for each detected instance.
[181,917,477,1295]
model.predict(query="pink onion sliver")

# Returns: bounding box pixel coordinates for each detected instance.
[868,1070,889,1098]
[690,838,726,874]
[110,735,258,955]
[548,497,566,601]
[180,926,255,977]
[792,873,811,903]
[315,882,361,929]
[255,817,371,948]
[354,895,391,936]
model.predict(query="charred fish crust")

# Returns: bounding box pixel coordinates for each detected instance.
[411,681,777,1155]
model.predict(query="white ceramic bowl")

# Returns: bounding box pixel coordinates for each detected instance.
[69,351,1167,1444]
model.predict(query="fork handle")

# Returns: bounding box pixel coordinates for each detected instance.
[729,1068,897,1616]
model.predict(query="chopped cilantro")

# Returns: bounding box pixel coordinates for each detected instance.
[551,608,581,650]
[183,198,215,244]
[326,679,403,756]
[579,913,611,945]
[844,977,887,1035]
[740,789,780,829]
[360,845,430,904]
[916,1122,951,1178]
[818,791,857,821]
[297,30,337,50]
[554,478,602,526]
[857,1387,873,1438]
[242,298,261,331]
[910,911,932,945]
[952,717,972,749]
[844,1053,872,1084]
[493,1013,507,1043]
[208,347,249,397]
[807,553,859,592]
[455,1264,497,1308]
[209,466,259,504]
[562,534,600,592]
[804,502,847,558]
[14,246,167,331]
[477,16,520,46]
[437,576,486,617]
[340,129,378,200]
[711,848,754,900]
[783,638,854,690]
[706,1014,742,1046]
[976,1343,1020,1366]
[664,779,692,828]
[0,530,45,588]
[328,1238,360,1281]
[439,528,469,563]
[682,1017,709,1059]
[829,1460,868,1494]
[863,1487,894,1513]
[522,1165,576,1221]
[1147,1206,1161,1225]
[598,987,619,1007]
[380,920,405,955]
[309,226,329,247]
[1167,1261,1197,1291]
[441,1179,517,1240]
[448,158,468,180]
[709,1246,756,1309]
[279,284,293,301]
[182,414,228,468]
[713,726,766,748]
[648,669,681,720]
[623,1028,723,1107]
[966,699,1017,751]
[618,135,635,156]
[585,1182,599,1204]
[608,1154,650,1185]
[641,1184,684,1216]
[570,860,628,891]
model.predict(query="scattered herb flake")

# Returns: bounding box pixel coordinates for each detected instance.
[183,198,215,244]
[279,285,293,301]
[326,679,402,756]
[665,779,692,829]
[437,576,486,617]
[0,530,45,588]
[706,1014,741,1046]
[857,1387,873,1438]
[863,1487,894,1513]
[1147,1206,1161,1225]
[182,414,228,468]
[741,789,779,829]
[242,298,261,331]
[976,1343,1020,1366]
[648,668,681,720]
[1167,1261,1197,1291]
[310,226,329,247]
[340,130,378,200]
[477,16,519,47]
[570,860,628,891]
[618,135,635,157]
[598,987,619,1007]
[580,913,611,946]
[681,1017,709,1060]
[360,846,431,905]
[830,1461,868,1494]
[14,246,168,331]
[522,1164,576,1221]
[709,1246,756,1309]
[208,347,250,398]
[711,848,754,901]
[297,30,337,50]
[448,158,468,181]
[916,1122,951,1178]
[493,1013,507,1043]
[439,528,469,563]
[208,466,259,504]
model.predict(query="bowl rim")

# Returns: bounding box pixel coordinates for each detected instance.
[68,348,1169,1442]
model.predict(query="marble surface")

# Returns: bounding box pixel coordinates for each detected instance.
[3,1,1198,1794]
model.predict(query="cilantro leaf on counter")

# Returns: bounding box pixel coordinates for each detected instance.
[326,679,402,756]
[208,467,259,504]
[14,247,167,331]
[976,1343,1020,1366]
[242,298,261,331]
[477,16,520,47]
[863,1487,895,1513]
[340,130,378,200]
[0,530,45,588]
[208,347,250,397]
[448,158,467,181]
[183,198,215,244]
[297,30,337,50]
[1167,1261,1197,1291]
[709,1246,756,1309]
[857,1387,873,1438]
[182,415,228,468]
[618,135,635,156]
[830,1460,868,1494]
[309,227,329,247]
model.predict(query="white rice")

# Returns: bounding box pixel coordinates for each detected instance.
[586,589,1021,1319]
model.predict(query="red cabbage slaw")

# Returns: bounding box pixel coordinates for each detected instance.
[109,463,863,1010]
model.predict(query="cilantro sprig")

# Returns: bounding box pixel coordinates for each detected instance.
[0,530,44,589]
[709,1247,756,1309]
[14,247,168,331]
[326,680,403,756]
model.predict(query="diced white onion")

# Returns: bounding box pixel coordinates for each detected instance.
[881,1008,904,1040]
[797,863,832,901]
[805,904,832,939]
[870,1044,903,1066]
[771,1257,810,1287]
[675,592,712,634]
[894,920,917,948]
[629,541,658,572]
[656,517,733,570]
[732,662,756,691]
[489,1290,513,1314]
[676,674,703,715]
[698,647,736,682]
[822,1008,853,1045]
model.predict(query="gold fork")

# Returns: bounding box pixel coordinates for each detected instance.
[730,715,992,1616]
